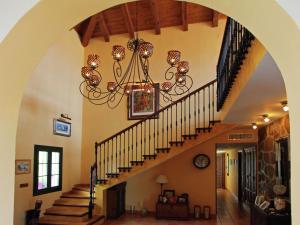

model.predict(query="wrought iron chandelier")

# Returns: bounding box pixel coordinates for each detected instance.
[79,6,193,109]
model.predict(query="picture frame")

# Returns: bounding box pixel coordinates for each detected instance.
[255,195,265,206]
[177,196,186,203]
[163,189,175,198]
[53,119,71,137]
[15,159,31,175]
[128,83,159,120]
[259,200,270,210]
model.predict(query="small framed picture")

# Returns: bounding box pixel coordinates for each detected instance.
[255,195,265,206]
[15,159,31,175]
[163,189,175,198]
[53,119,71,137]
[177,196,186,203]
[259,201,270,210]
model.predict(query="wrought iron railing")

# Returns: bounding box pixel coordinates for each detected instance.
[93,79,218,184]
[217,17,255,111]
[88,163,96,218]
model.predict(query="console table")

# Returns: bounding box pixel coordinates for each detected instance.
[250,205,291,225]
[156,202,189,220]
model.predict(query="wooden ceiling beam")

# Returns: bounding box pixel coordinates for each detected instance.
[212,10,219,27]
[149,0,161,35]
[98,13,110,42]
[121,4,135,38]
[181,2,188,31]
[81,16,98,47]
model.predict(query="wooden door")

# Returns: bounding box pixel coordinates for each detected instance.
[241,146,256,204]
[217,153,225,189]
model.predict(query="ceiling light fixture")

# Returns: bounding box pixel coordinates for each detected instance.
[79,4,192,108]
[281,100,289,112]
[263,114,270,123]
[252,123,258,130]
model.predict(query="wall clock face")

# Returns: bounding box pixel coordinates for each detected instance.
[193,154,210,169]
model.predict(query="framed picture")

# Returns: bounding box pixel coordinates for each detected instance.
[177,196,186,203]
[163,189,175,198]
[255,195,265,206]
[128,83,159,120]
[15,159,31,175]
[53,119,71,137]
[259,201,270,210]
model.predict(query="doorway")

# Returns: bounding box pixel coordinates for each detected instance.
[216,143,257,225]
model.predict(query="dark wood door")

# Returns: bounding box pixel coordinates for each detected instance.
[217,153,225,189]
[241,146,256,204]
[106,182,126,219]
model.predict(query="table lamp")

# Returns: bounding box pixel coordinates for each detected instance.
[156,175,168,195]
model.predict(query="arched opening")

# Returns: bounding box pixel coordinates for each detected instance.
[1,1,300,224]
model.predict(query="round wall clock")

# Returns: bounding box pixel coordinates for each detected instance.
[193,154,210,169]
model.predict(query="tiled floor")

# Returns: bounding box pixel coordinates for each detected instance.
[103,189,249,225]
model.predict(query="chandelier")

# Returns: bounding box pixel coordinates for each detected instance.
[79,11,193,109]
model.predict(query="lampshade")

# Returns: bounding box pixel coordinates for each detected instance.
[156,175,168,184]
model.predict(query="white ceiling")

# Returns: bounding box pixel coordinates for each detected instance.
[223,53,288,127]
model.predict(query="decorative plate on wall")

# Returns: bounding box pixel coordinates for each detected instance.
[193,154,210,169]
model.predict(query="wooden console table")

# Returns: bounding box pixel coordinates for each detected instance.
[156,202,189,220]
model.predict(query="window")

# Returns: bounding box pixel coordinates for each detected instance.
[33,145,63,196]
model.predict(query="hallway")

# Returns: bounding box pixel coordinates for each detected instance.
[217,189,250,225]
[103,189,249,225]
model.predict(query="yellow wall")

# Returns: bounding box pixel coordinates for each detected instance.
[224,149,239,198]
[81,21,226,182]
[1,1,300,224]
[14,31,83,225]
[125,128,257,215]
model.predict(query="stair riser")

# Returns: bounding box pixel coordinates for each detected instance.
[42,214,88,222]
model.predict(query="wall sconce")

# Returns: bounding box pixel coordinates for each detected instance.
[281,101,289,112]
[263,114,270,123]
[252,123,258,130]
[60,113,71,120]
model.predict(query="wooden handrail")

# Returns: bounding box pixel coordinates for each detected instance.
[96,79,217,146]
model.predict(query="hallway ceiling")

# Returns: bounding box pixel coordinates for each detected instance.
[223,53,288,127]
[74,0,223,46]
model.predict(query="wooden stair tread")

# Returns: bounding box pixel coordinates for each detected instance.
[39,214,104,225]
[45,206,88,217]
[54,198,90,207]
[73,184,90,192]
[61,191,90,199]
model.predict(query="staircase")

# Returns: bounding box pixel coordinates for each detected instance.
[39,184,104,225]
[94,79,220,186]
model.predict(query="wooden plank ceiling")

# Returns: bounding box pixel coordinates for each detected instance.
[75,0,223,47]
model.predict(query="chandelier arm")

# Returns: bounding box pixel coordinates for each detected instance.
[136,53,143,83]
[164,65,176,80]
[166,75,193,96]
[93,69,103,83]
[138,55,150,82]
[107,90,126,109]
[159,91,173,107]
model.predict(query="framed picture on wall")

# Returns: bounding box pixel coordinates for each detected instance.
[128,83,159,120]
[15,159,31,175]
[53,119,71,137]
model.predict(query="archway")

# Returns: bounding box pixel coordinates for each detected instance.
[1,1,300,224]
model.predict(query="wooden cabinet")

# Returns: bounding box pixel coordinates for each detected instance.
[156,202,189,219]
[106,182,126,219]
[250,205,291,225]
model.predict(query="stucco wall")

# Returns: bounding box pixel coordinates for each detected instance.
[14,31,83,225]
